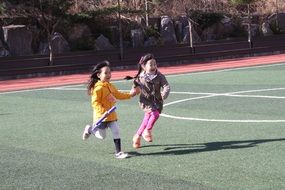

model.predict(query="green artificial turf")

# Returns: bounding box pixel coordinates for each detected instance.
[1,63,285,190]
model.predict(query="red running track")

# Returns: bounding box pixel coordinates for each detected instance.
[1,53,285,92]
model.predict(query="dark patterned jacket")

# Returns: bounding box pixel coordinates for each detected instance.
[134,70,170,113]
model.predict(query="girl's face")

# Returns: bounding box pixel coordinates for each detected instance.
[143,59,157,74]
[97,66,111,82]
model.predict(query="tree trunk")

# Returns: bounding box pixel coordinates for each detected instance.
[145,0,149,27]
[188,18,195,54]
[118,0,124,59]
[247,3,252,49]
[276,0,279,32]
[48,34,54,66]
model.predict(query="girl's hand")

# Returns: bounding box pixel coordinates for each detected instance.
[130,87,140,97]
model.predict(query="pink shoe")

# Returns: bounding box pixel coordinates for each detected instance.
[142,130,152,142]
[132,134,141,149]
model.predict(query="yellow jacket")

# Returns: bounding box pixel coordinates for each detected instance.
[91,81,131,122]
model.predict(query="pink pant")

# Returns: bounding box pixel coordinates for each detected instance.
[136,110,160,136]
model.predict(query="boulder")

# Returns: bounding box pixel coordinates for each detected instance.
[202,17,237,40]
[160,16,177,44]
[0,39,9,57]
[2,25,33,56]
[175,21,183,42]
[202,23,224,41]
[183,26,201,44]
[94,34,115,50]
[0,28,9,56]
[68,23,92,42]
[261,21,273,36]
[268,13,285,32]
[177,16,190,29]
[144,37,158,47]
[107,26,119,45]
[38,32,70,55]
[241,23,260,38]
[131,29,144,48]
[38,42,49,55]
[51,32,70,54]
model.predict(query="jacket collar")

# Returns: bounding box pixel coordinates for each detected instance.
[140,70,158,81]
[95,81,109,87]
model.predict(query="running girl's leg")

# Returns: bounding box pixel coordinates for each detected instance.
[109,121,128,159]
[93,123,107,139]
[142,110,160,142]
[82,123,107,140]
[109,121,120,139]
[145,110,160,131]
[136,112,151,136]
[133,112,151,148]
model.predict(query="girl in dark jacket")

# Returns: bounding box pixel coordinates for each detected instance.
[126,53,170,148]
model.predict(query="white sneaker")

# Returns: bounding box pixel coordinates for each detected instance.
[115,152,129,159]
[82,125,91,140]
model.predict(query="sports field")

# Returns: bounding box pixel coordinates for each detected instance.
[1,62,285,190]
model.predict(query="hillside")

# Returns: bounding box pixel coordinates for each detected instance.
[1,0,285,57]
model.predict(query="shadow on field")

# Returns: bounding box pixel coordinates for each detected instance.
[129,138,285,156]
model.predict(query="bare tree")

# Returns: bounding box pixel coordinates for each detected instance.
[7,0,73,65]
[229,0,257,48]
[33,0,73,65]
[117,0,123,59]
[171,0,200,53]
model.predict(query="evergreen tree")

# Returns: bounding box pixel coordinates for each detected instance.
[0,2,5,15]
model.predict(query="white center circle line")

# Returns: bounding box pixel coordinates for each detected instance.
[162,88,285,123]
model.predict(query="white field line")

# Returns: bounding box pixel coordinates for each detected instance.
[162,88,285,107]
[0,87,57,95]
[2,62,285,95]
[224,94,285,99]
[50,86,284,123]
[0,80,129,95]
[164,94,219,106]
[1,63,285,123]
[159,113,285,123]
[162,87,285,123]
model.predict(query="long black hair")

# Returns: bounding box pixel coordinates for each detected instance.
[125,53,155,80]
[87,60,110,95]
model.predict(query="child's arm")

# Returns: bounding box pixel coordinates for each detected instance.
[110,83,133,100]
[160,75,170,100]
[130,78,141,96]
[130,87,140,96]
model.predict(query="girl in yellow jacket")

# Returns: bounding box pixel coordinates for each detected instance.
[82,61,137,159]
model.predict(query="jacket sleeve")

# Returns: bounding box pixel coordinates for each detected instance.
[160,74,170,100]
[110,84,132,100]
[91,87,107,115]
